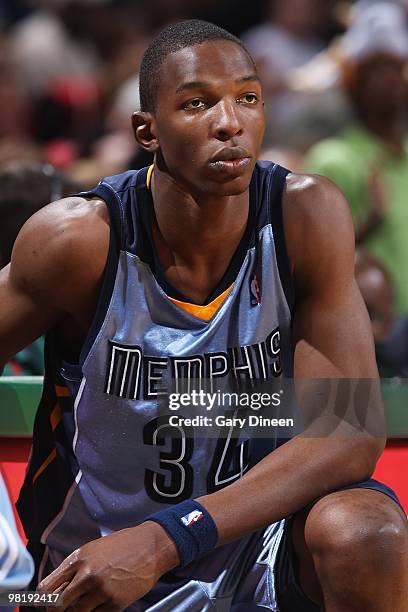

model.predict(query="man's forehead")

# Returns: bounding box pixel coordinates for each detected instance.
[160,40,256,88]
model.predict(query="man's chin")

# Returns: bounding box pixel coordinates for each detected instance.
[214,176,252,197]
[204,170,253,196]
[218,185,249,197]
[173,167,253,199]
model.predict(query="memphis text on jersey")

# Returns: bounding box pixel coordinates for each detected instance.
[104,327,282,401]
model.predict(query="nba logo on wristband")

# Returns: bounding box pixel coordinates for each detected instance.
[181,510,203,526]
[147,500,218,567]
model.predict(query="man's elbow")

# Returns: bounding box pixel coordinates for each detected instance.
[351,435,386,481]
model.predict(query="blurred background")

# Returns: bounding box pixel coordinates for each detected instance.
[1,0,407,376]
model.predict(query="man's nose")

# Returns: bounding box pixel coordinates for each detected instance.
[212,98,243,141]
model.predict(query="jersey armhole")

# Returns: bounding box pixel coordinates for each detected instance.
[74,182,124,367]
[268,165,295,315]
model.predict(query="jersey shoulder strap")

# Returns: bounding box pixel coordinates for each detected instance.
[254,161,294,313]
[78,167,149,253]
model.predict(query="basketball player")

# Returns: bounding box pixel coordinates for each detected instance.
[0,21,407,612]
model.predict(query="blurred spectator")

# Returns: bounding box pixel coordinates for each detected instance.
[303,1,408,314]
[242,0,337,146]
[0,161,79,376]
[0,33,41,166]
[0,161,78,267]
[0,35,29,140]
[6,0,153,176]
[10,0,102,98]
[355,249,408,377]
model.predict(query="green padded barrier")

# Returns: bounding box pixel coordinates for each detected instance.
[382,381,408,438]
[0,377,43,437]
[0,377,407,438]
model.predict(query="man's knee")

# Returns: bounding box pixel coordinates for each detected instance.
[304,489,408,573]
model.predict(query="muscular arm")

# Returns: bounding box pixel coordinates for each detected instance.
[0,197,110,371]
[197,174,385,543]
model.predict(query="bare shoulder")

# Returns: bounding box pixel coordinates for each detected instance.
[282,173,355,292]
[10,196,110,313]
[283,172,353,231]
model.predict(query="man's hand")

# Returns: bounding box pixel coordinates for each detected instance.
[38,522,179,611]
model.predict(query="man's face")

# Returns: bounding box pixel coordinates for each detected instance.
[151,40,265,197]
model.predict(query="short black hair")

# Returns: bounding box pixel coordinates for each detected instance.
[139,19,253,112]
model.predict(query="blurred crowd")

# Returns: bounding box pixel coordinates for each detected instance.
[0,0,407,377]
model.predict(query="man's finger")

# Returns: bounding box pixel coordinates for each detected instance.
[38,561,76,593]
[56,572,96,611]
[44,582,70,612]
[65,590,107,612]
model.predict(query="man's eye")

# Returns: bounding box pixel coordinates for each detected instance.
[238,93,258,104]
[184,99,206,110]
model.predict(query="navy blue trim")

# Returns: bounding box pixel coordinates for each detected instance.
[268,165,295,315]
[80,183,125,248]
[72,181,125,366]
[337,478,402,509]
[128,166,150,255]
[16,333,78,543]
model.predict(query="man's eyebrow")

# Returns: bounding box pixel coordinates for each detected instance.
[235,74,260,84]
[175,81,210,94]
[175,74,260,95]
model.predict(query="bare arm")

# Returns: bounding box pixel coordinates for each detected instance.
[197,174,384,543]
[0,197,110,371]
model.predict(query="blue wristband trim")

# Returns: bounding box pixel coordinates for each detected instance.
[147,500,218,568]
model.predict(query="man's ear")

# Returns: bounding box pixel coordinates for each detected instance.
[132,112,159,152]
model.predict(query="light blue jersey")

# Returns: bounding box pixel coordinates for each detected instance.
[17,162,402,611]
[18,162,295,606]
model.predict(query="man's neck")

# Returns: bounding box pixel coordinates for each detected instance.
[150,166,250,265]
[149,165,251,304]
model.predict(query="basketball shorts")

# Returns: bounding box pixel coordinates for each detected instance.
[135,478,402,611]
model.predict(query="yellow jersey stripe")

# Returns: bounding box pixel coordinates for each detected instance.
[168,284,233,321]
[146,164,154,188]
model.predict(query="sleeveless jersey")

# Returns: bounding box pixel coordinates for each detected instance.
[17,161,295,581]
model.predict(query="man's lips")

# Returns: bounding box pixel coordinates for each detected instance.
[209,147,251,174]
[210,146,251,163]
